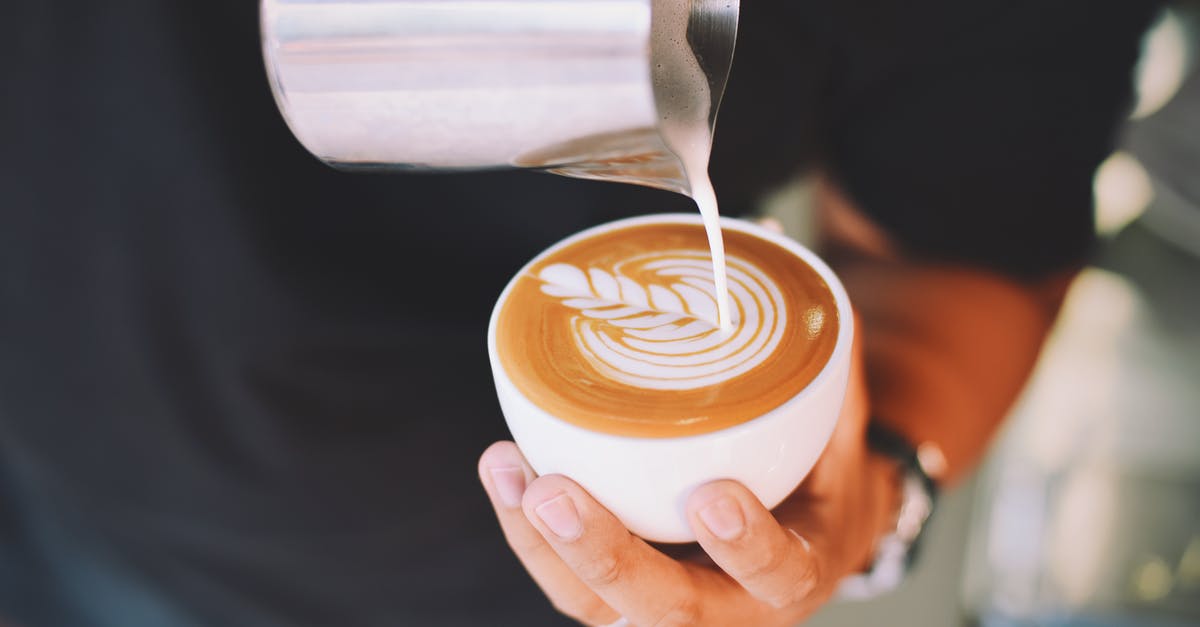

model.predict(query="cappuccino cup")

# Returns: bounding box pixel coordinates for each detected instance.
[487,214,853,542]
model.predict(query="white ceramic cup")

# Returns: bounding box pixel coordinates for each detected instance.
[487,214,854,543]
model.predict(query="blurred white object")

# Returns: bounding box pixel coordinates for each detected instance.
[1130,8,1193,120]
[1094,152,1155,236]
[1125,5,1200,258]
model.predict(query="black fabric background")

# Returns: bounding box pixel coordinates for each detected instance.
[0,0,1161,624]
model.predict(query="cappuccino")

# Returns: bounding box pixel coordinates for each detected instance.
[494,220,838,438]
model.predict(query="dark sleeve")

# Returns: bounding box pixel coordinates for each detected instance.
[822,0,1165,279]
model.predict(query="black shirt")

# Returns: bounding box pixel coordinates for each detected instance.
[0,1,1161,625]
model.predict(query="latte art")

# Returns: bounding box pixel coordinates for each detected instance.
[537,251,788,390]
[495,220,838,438]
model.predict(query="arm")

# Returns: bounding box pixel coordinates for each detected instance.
[817,178,1074,485]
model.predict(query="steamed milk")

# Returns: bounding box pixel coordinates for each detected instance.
[496,223,838,438]
[651,0,733,332]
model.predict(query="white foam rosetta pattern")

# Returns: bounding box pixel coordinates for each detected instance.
[537,251,787,390]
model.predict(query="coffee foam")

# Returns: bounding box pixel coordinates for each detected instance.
[495,222,839,438]
[538,251,786,390]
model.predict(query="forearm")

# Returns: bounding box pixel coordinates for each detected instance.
[815,180,1074,485]
[840,259,1071,484]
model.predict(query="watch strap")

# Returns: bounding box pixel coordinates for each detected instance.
[837,421,940,599]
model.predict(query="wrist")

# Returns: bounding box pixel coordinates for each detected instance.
[857,450,905,571]
[840,421,941,597]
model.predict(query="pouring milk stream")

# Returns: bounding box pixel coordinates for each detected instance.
[652,0,733,332]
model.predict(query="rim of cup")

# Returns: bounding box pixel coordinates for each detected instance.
[487,212,854,444]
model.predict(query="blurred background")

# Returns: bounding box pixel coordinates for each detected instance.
[765,4,1200,626]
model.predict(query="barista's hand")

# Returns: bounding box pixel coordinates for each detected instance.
[478,336,900,626]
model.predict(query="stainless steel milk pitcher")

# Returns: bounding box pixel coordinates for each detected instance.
[260,0,739,194]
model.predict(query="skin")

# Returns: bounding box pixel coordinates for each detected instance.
[479,178,1073,625]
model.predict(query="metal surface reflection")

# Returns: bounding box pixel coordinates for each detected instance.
[260,0,738,192]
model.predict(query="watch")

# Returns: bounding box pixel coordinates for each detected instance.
[836,421,941,600]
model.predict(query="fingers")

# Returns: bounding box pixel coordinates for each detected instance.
[483,446,818,625]
[687,481,825,610]
[522,475,706,627]
[478,443,619,626]
[756,216,785,234]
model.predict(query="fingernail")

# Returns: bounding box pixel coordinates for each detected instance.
[489,467,526,508]
[788,528,813,553]
[535,494,582,540]
[698,497,745,541]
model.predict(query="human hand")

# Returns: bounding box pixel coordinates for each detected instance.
[478,336,901,626]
